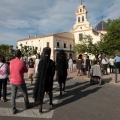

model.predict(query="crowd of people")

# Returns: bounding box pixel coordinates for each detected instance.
[0,48,120,114]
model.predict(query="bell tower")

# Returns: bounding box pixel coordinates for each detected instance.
[71,3,91,32]
[71,2,92,44]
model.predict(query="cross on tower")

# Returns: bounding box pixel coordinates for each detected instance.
[81,0,85,4]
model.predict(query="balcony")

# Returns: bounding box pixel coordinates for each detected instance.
[54,47,73,52]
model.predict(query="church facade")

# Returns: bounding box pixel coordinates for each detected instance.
[17,3,106,60]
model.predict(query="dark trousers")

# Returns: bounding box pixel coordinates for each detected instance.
[11,83,29,110]
[115,62,120,73]
[103,64,108,75]
[109,65,114,73]
[0,78,7,100]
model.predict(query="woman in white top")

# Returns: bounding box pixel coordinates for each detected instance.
[101,55,109,75]
[68,56,73,73]
[0,56,9,102]
[34,54,40,77]
[109,56,114,73]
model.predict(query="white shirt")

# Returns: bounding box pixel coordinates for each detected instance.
[109,58,114,66]
[35,59,40,73]
[68,59,73,65]
[101,57,108,64]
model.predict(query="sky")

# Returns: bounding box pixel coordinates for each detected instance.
[0,0,120,47]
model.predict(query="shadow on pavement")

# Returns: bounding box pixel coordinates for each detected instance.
[102,77,112,84]
[53,81,101,109]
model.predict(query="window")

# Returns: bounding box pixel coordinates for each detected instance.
[82,16,84,22]
[80,9,82,12]
[78,17,80,22]
[64,43,66,48]
[79,34,83,41]
[57,42,59,48]
[47,42,49,47]
[26,42,27,44]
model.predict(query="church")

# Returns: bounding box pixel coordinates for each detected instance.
[17,3,106,60]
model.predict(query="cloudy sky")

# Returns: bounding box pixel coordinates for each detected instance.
[0,0,120,47]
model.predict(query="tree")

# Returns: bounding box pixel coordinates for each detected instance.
[19,44,38,60]
[101,18,120,55]
[0,44,15,59]
[73,35,100,60]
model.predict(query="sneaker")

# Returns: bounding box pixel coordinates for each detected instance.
[13,109,18,114]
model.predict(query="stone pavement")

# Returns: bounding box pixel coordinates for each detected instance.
[0,77,60,119]
[67,69,120,86]
[0,71,120,120]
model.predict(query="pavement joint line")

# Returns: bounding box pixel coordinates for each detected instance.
[5,97,58,103]
[0,108,54,118]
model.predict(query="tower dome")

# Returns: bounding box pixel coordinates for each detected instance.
[95,20,106,31]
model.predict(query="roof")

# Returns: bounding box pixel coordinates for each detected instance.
[95,20,106,31]
[18,32,74,42]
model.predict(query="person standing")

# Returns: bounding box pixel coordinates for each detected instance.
[28,58,35,85]
[0,56,9,102]
[76,54,83,76]
[68,56,73,73]
[109,56,114,73]
[10,50,30,114]
[85,55,91,76]
[56,50,68,96]
[34,54,40,77]
[101,55,109,75]
[33,47,55,113]
[114,54,120,73]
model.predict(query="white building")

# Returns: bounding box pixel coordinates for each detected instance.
[17,3,106,61]
[18,32,75,60]
[71,3,106,44]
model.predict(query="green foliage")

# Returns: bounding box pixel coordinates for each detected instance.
[73,44,87,54]
[101,18,120,55]
[19,44,38,59]
[74,35,99,54]
[0,44,14,59]
[74,35,103,60]
[74,18,120,59]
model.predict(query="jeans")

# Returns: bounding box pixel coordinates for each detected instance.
[0,78,7,100]
[11,83,29,110]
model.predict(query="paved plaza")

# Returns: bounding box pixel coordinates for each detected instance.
[0,71,120,120]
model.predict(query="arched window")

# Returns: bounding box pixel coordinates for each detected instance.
[79,34,83,41]
[64,43,66,48]
[78,17,80,22]
[82,16,84,22]
[80,9,82,12]
[57,42,59,48]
